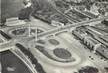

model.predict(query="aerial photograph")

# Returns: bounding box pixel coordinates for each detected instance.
[0,0,108,73]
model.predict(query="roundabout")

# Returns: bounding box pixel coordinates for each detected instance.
[5,26,45,38]
[27,36,85,67]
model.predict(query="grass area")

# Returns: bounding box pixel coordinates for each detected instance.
[1,0,24,18]
[1,50,31,73]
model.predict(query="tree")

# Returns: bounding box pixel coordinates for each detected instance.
[0,15,7,27]
[78,66,99,73]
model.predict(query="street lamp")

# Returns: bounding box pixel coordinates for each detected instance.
[35,28,37,41]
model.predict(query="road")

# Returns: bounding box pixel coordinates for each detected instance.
[28,31,105,73]
[0,41,37,73]
[0,13,108,73]
[1,50,31,73]
[37,16,108,38]
[1,0,108,73]
[10,48,38,73]
[74,8,97,19]
[46,0,80,23]
[0,16,108,52]
[56,32,108,73]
